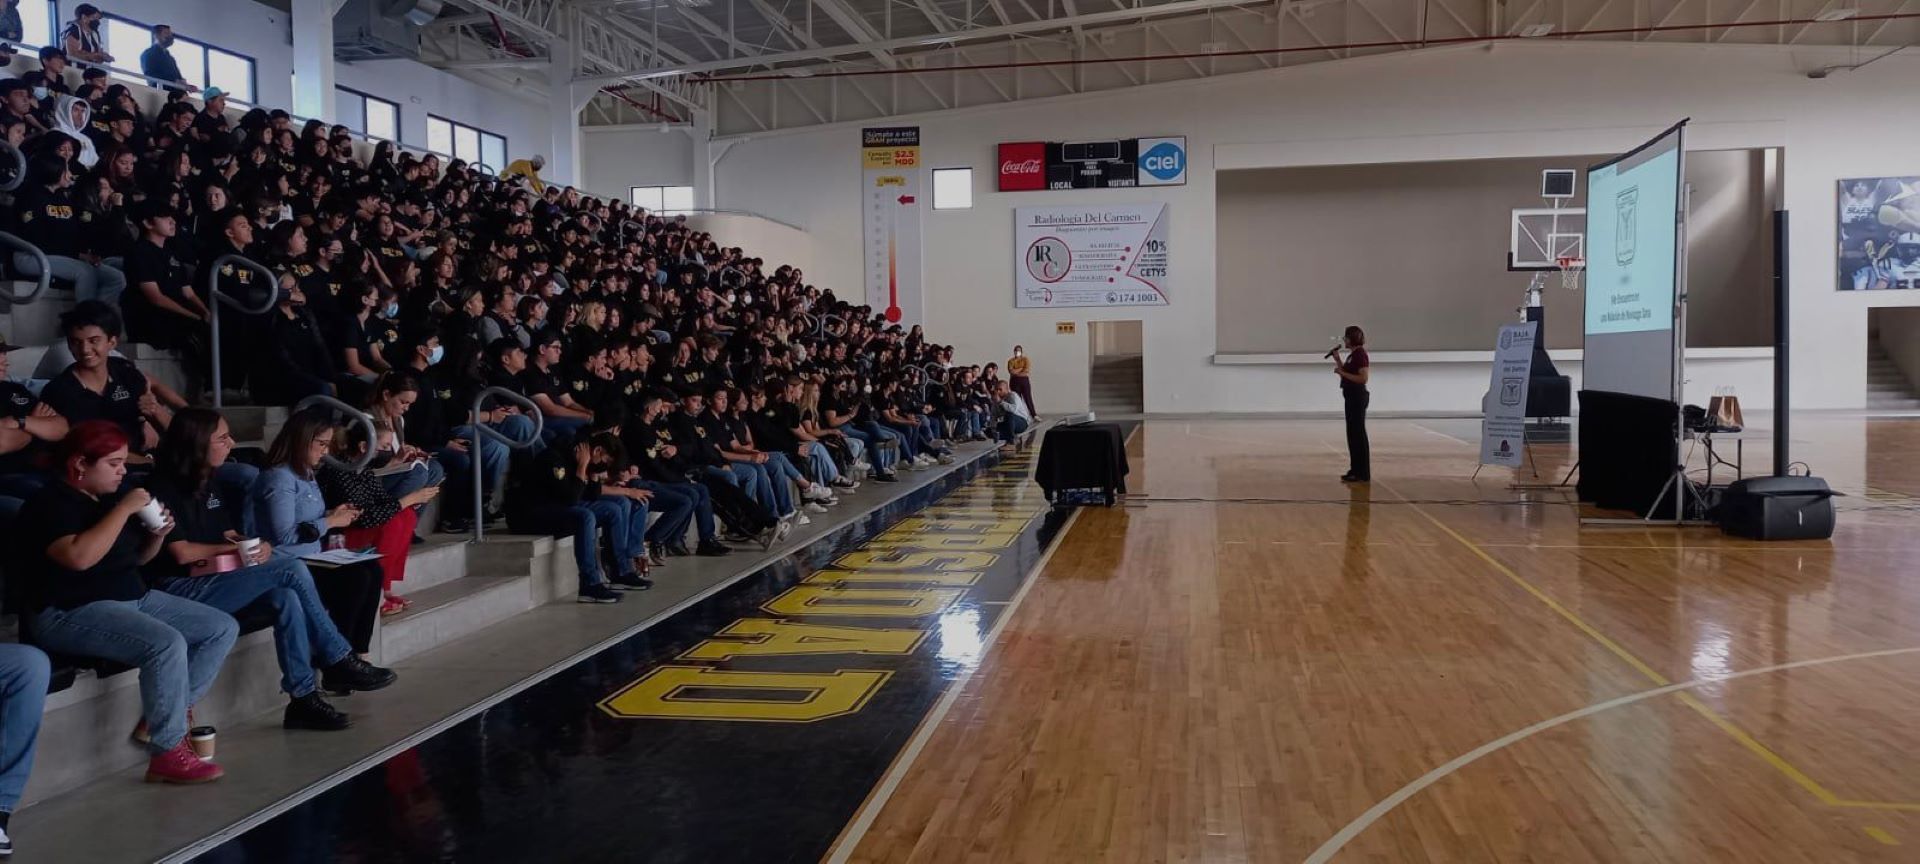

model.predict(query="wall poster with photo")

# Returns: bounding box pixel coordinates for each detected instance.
[1838,176,1920,290]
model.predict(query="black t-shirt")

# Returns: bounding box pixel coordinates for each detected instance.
[121,239,196,332]
[516,364,564,404]
[756,402,803,454]
[40,357,150,453]
[0,381,42,474]
[18,481,149,612]
[144,472,243,583]
[333,315,372,366]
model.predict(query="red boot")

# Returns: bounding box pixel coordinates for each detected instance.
[145,739,224,784]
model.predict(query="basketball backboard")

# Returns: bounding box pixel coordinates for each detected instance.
[1509,207,1586,271]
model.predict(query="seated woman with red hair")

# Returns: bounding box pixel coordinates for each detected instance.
[14,421,235,784]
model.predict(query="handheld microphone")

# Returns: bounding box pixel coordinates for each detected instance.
[1323,337,1342,360]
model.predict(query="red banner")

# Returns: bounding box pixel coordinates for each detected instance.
[997,142,1046,191]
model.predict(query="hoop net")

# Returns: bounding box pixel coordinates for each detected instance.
[1556,256,1585,291]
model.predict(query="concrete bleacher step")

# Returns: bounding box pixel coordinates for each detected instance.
[376,575,533,666]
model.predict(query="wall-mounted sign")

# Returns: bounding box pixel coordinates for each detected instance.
[1016,203,1170,308]
[861,127,923,324]
[996,136,1187,191]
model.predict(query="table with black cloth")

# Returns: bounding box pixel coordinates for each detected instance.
[1035,422,1129,504]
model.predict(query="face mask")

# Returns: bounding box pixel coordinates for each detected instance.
[31,87,47,101]
[546,283,563,297]
[427,345,444,365]
[863,384,873,394]
[742,292,752,305]
[1015,349,1023,357]
[384,302,400,318]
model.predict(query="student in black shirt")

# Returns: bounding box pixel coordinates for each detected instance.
[254,273,338,406]
[146,408,394,731]
[625,393,726,557]
[9,151,126,304]
[19,420,235,784]
[517,329,592,442]
[502,428,643,603]
[38,302,182,457]
[0,336,68,522]
[121,200,209,392]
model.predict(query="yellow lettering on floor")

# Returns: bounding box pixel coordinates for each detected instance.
[762,585,966,617]
[680,620,927,660]
[834,550,1000,571]
[805,569,982,586]
[599,666,890,722]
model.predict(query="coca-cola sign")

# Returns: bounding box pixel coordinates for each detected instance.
[998,142,1046,191]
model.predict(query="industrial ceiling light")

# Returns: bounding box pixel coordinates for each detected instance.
[1813,8,1859,21]
[1517,23,1555,37]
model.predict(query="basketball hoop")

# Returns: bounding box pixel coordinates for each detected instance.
[1556,256,1585,291]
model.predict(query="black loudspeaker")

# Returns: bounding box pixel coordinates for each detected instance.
[1718,476,1837,540]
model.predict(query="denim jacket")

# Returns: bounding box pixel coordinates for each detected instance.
[252,466,329,558]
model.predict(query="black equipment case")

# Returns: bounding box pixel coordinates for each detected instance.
[1718,476,1837,540]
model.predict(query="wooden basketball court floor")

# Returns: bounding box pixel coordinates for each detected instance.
[831,415,1920,863]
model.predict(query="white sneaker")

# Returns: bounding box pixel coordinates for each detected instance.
[794,513,812,526]
[803,485,832,502]
[776,520,794,542]
[805,501,829,514]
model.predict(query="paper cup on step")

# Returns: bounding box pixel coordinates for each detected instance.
[189,726,217,761]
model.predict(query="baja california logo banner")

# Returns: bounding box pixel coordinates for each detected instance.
[862,127,924,323]
[1014,203,1170,308]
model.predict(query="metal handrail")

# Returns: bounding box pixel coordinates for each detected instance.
[294,394,378,473]
[0,232,50,307]
[0,140,24,193]
[468,387,544,541]
[207,253,278,408]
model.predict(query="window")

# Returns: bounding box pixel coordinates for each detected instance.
[337,87,399,142]
[426,114,507,171]
[630,185,694,215]
[15,1,55,48]
[99,15,255,103]
[932,167,973,210]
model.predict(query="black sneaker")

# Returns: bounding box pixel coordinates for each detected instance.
[609,572,654,591]
[667,543,694,557]
[322,656,398,695]
[284,692,352,731]
[577,583,623,604]
[646,543,669,567]
[695,540,731,557]
[873,471,899,483]
[440,517,472,534]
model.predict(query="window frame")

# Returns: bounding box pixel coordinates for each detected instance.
[426,113,507,171]
[630,185,695,215]
[13,1,58,49]
[337,85,401,142]
[931,167,974,210]
[98,12,258,104]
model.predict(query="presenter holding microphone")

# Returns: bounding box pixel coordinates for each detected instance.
[1332,325,1370,482]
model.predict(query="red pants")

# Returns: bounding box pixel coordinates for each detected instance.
[341,508,417,593]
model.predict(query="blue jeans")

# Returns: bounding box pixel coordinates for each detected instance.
[633,481,695,545]
[749,460,794,516]
[379,458,445,501]
[156,557,352,698]
[639,480,713,542]
[721,462,776,513]
[801,444,839,484]
[442,414,532,509]
[574,497,644,586]
[0,644,49,813]
[856,423,904,468]
[542,416,588,449]
[30,592,239,751]
[13,252,127,305]
[608,497,650,576]
[1000,413,1031,442]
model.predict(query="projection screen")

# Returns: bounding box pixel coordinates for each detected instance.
[1583,122,1686,400]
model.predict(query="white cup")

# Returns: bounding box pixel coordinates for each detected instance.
[136,498,167,531]
[237,537,262,564]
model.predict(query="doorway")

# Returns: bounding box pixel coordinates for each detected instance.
[1088,320,1144,415]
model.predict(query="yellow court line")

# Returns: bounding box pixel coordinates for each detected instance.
[1865,826,1901,846]
[1377,479,1856,810]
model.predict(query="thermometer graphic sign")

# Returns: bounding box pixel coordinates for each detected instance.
[861,127,924,325]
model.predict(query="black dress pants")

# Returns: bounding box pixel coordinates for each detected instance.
[312,560,383,654]
[1343,389,1370,480]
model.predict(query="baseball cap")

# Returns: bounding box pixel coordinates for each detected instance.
[202,86,227,100]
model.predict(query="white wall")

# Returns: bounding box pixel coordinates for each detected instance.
[581,126,697,202]
[120,0,547,168]
[711,41,1920,415]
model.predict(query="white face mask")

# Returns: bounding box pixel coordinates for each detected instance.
[1014,349,1023,357]
[31,87,47,100]
[862,384,873,394]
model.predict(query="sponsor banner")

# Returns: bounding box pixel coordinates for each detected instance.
[1480,322,1537,468]
[994,136,1188,191]
[1015,203,1170,308]
[998,142,1046,192]
[862,127,923,324]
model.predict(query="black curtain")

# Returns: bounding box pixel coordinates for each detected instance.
[1576,390,1678,516]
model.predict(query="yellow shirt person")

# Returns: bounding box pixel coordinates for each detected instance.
[501,156,547,193]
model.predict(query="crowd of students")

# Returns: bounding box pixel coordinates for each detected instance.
[0,9,1041,855]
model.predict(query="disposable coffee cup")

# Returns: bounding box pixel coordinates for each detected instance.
[189,726,217,761]
[136,498,167,531]
[237,538,263,564]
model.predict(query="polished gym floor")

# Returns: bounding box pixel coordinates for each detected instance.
[193,415,1920,863]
